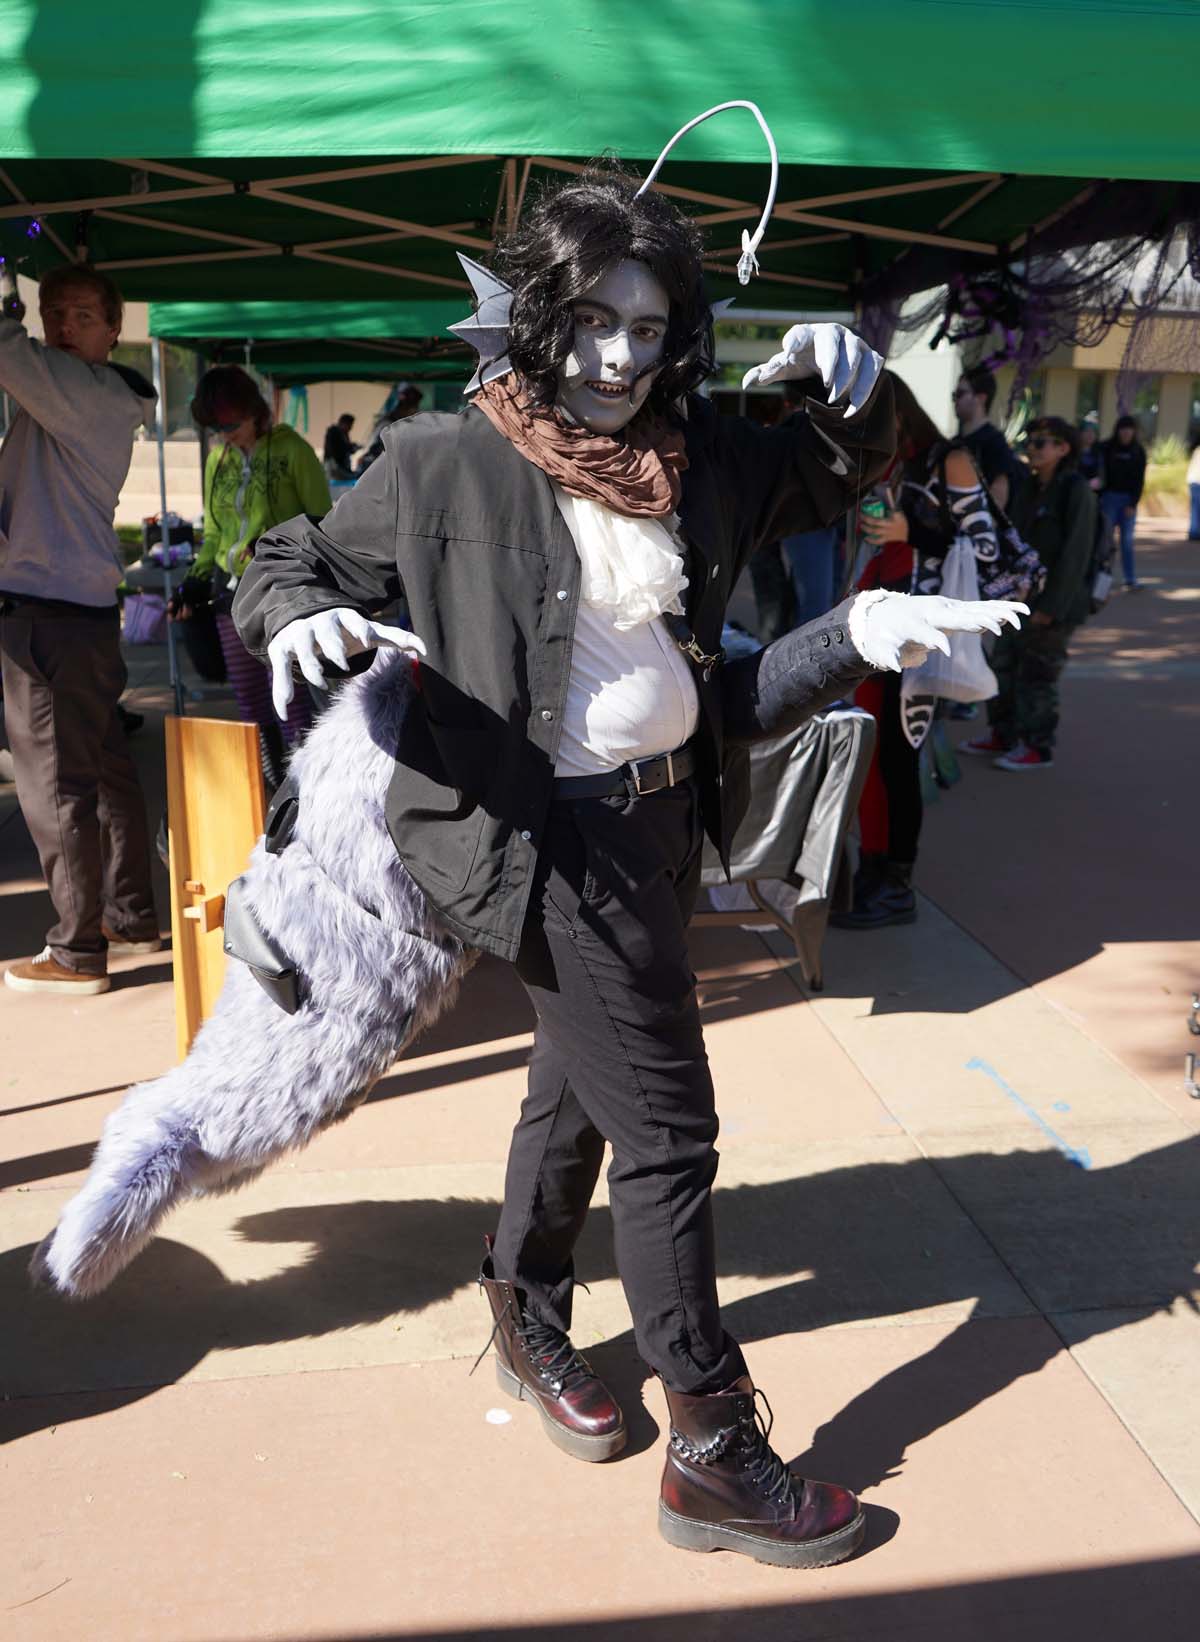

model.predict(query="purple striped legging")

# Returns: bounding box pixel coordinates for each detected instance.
[215,612,311,745]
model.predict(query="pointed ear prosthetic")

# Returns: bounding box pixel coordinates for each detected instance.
[445,96,781,400]
[448,254,516,394]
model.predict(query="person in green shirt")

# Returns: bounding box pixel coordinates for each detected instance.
[182,365,331,782]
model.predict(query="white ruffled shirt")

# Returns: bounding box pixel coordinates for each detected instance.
[551,486,700,777]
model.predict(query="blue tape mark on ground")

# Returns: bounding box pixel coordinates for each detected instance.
[965,1057,1093,1170]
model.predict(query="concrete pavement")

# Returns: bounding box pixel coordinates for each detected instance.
[1,523,1197,1640]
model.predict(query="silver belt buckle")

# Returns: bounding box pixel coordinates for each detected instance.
[629,757,645,796]
[665,750,675,788]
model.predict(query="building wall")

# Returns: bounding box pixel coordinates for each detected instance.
[988,309,1200,443]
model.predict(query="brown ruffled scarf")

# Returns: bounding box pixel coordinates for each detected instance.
[474,375,687,520]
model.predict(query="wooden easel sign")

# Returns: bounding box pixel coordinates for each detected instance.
[164,716,265,1058]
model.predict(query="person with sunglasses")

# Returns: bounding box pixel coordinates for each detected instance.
[179,365,331,785]
[962,416,1096,770]
[953,365,1020,513]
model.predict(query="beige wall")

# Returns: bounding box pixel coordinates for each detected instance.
[282,381,393,459]
[994,361,1198,442]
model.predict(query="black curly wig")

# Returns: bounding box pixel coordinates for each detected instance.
[494,167,716,414]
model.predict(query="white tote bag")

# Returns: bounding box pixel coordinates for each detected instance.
[900,534,998,748]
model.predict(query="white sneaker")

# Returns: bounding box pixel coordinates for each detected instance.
[5,948,111,995]
[101,924,163,956]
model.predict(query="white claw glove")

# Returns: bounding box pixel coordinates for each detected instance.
[848,591,1028,673]
[267,607,425,720]
[740,323,883,417]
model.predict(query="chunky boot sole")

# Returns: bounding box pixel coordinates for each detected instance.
[658,1500,865,1568]
[495,1360,627,1462]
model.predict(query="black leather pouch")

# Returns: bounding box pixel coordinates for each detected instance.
[223,874,300,1014]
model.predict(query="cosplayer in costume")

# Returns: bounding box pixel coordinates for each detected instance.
[34,107,1025,1569]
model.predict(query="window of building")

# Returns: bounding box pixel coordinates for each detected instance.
[110,342,201,438]
[1189,378,1200,439]
[1131,375,1161,440]
[1075,371,1101,424]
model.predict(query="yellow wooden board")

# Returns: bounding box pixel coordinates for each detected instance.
[165,716,266,1059]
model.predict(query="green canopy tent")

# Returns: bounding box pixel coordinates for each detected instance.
[1,0,1197,315]
[3,2,1196,707]
[147,298,473,388]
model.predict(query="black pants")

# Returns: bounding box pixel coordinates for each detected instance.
[987,621,1075,751]
[0,600,157,974]
[492,778,746,1394]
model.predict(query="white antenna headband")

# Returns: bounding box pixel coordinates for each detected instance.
[635,100,779,285]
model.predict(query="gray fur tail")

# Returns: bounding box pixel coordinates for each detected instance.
[31,655,476,1299]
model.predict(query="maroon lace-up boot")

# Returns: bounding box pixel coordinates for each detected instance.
[478,1238,626,1462]
[659,1376,864,1567]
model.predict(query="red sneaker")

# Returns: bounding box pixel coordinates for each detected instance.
[994,744,1053,771]
[960,731,1011,757]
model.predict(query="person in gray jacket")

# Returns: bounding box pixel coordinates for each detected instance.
[0,262,161,995]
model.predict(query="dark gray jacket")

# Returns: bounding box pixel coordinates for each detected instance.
[234,385,894,960]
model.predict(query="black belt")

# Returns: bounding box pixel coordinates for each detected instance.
[552,743,697,801]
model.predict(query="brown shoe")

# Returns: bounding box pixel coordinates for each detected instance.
[5,949,110,996]
[101,924,163,956]
[478,1237,626,1462]
[659,1377,864,1568]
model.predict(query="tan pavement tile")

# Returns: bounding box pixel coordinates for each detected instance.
[915,1122,1199,1317]
[794,895,1184,1141]
[4,1324,1198,1642]
[2,1133,1031,1399]
[1054,1301,1200,1522]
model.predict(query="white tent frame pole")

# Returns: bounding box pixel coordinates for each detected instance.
[293,248,470,289]
[939,175,1007,228]
[0,155,497,222]
[96,207,277,251]
[702,259,848,293]
[0,165,75,262]
[150,336,185,717]
[710,231,850,256]
[250,186,492,250]
[1010,183,1101,252]
[779,172,998,211]
[527,155,998,255]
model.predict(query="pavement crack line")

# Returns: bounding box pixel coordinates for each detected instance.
[751,924,1200,1529]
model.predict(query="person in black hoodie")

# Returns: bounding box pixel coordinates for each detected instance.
[964,416,1096,770]
[1099,414,1147,590]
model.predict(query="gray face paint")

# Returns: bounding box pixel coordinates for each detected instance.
[556,259,670,435]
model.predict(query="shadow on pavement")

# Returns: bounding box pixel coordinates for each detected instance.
[283,1553,1200,1641]
[4,1135,1197,1487]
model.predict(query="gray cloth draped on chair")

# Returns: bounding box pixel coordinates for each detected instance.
[695,707,875,990]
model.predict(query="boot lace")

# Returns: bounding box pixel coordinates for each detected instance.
[517,1317,593,1393]
[740,1388,798,1509]
[470,1288,592,1394]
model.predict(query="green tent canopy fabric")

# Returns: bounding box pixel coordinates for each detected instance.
[3,0,1197,178]
[262,358,468,385]
[147,300,473,385]
[1,2,1197,311]
[147,299,469,341]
